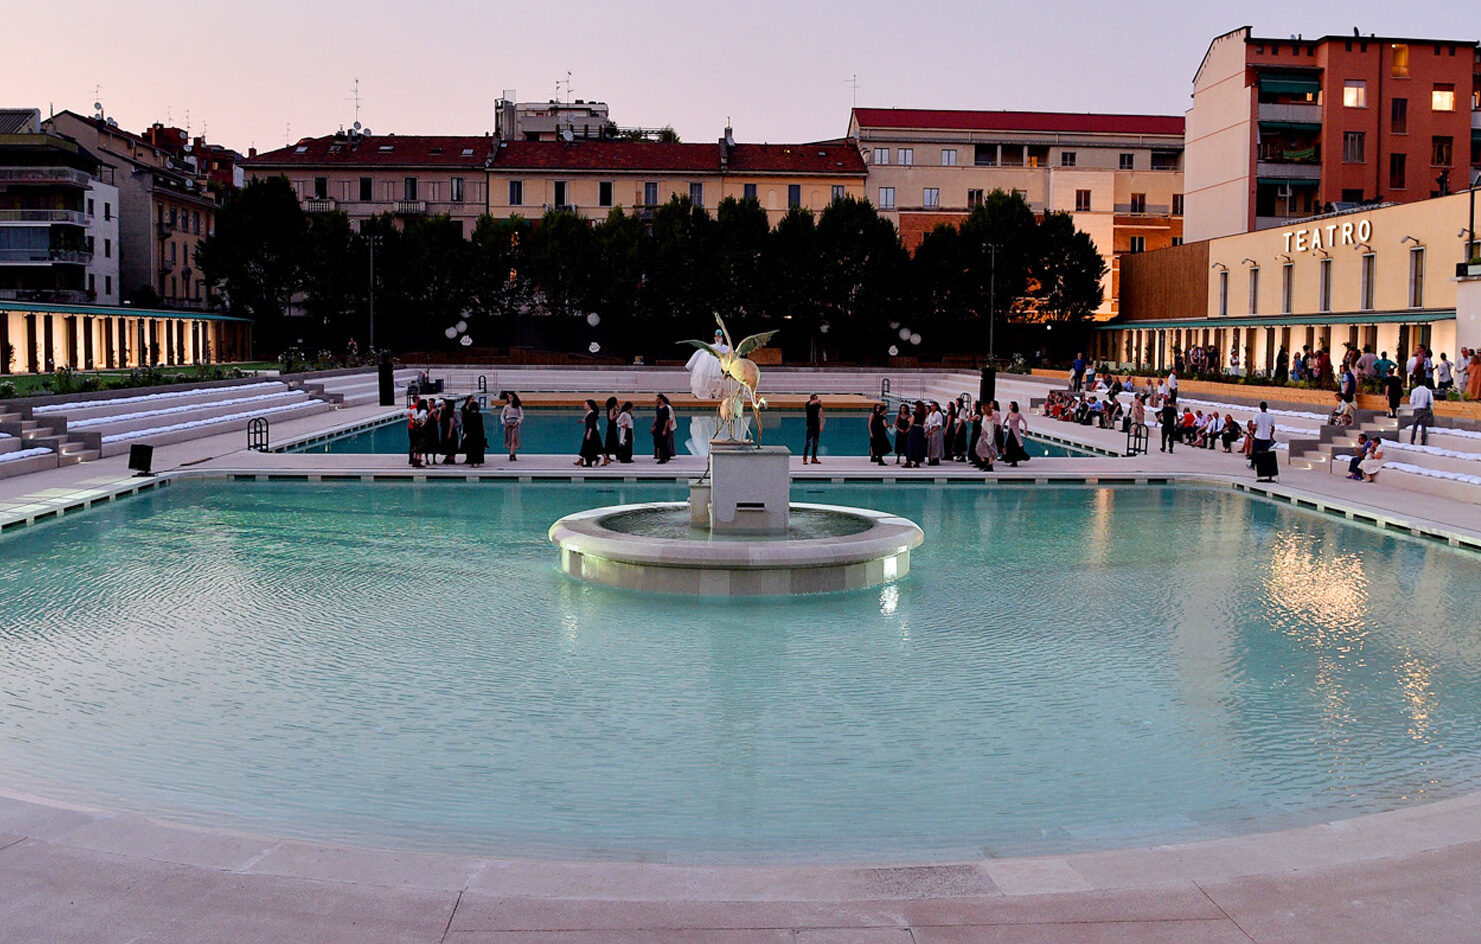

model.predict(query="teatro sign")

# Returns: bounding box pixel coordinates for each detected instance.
[1282,218,1373,254]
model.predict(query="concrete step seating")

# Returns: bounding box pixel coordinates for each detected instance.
[62,389,316,438]
[31,381,285,422]
[305,370,421,407]
[0,430,56,479]
[86,397,329,458]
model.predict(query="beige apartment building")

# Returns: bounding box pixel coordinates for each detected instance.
[245,132,496,235]
[848,108,1185,319]
[1100,190,1481,372]
[484,134,866,225]
[44,111,220,310]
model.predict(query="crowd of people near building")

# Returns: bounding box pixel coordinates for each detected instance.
[872,399,1032,471]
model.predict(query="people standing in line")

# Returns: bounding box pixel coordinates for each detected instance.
[953,401,970,460]
[803,393,824,464]
[1251,401,1277,462]
[1382,366,1404,419]
[616,401,635,463]
[867,403,891,465]
[893,403,910,465]
[501,392,524,461]
[423,399,443,465]
[1001,401,1030,467]
[1274,346,1289,383]
[905,401,927,468]
[942,401,959,460]
[924,401,945,466]
[437,399,460,465]
[1455,348,1471,393]
[461,398,486,467]
[1409,379,1435,445]
[1071,352,1086,392]
[652,394,675,464]
[1339,361,1357,406]
[603,396,620,464]
[408,397,429,467]
[1437,353,1455,393]
[576,398,605,467]
[1165,369,1178,405]
[966,400,983,466]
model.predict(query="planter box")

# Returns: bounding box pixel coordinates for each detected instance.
[1455,262,1481,278]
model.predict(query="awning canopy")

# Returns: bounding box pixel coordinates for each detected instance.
[1258,121,1323,131]
[1259,76,1322,95]
[1097,310,1455,331]
[1257,176,1320,186]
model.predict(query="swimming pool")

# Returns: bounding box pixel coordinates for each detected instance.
[3,480,1479,863]
[291,409,1093,459]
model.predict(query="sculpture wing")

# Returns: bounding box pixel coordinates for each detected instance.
[679,339,722,358]
[734,330,778,357]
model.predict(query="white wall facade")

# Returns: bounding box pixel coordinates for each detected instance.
[1184,27,1255,242]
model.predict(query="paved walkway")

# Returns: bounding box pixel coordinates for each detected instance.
[3,373,1481,942]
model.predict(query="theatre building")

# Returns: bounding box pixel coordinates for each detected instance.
[1098,191,1481,372]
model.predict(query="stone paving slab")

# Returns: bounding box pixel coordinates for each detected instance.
[911,919,1253,943]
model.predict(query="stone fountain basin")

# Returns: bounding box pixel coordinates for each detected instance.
[548,501,925,596]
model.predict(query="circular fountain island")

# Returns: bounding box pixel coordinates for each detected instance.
[549,442,924,596]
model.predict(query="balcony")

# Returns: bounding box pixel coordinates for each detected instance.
[393,200,427,215]
[157,221,175,239]
[1114,203,1171,217]
[0,248,92,264]
[305,198,338,213]
[0,288,92,304]
[1258,102,1322,125]
[1256,161,1322,180]
[0,209,89,225]
[0,166,93,187]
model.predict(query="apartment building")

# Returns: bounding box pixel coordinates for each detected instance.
[245,132,495,235]
[484,131,867,226]
[1101,191,1481,372]
[0,109,117,309]
[45,110,220,310]
[1185,27,1481,241]
[848,108,1185,318]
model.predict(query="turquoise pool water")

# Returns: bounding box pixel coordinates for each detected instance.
[2,481,1480,863]
[293,409,1091,459]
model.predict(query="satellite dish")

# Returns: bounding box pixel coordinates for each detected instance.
[362,128,372,135]
[93,102,102,110]
[353,121,361,130]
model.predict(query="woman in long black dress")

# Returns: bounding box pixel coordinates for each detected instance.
[461,398,487,467]
[967,401,984,469]
[905,401,927,468]
[603,396,620,464]
[652,394,674,464]
[576,398,604,467]
[868,404,891,464]
[893,404,910,465]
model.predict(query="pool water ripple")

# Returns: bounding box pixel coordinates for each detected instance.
[3,481,1481,862]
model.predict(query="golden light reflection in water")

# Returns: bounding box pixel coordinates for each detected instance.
[1397,655,1436,742]
[1264,530,1373,730]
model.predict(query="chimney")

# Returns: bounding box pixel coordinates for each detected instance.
[719,124,734,169]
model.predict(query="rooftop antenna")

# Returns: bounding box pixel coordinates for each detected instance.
[285,122,291,147]
[846,74,859,108]
[93,85,104,119]
[348,77,363,125]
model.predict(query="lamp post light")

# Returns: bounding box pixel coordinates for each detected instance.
[366,234,380,351]
[986,241,999,363]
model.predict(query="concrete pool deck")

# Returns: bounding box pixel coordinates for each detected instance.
[4,373,1481,941]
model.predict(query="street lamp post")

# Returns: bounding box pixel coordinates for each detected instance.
[987,242,999,363]
[366,234,380,351]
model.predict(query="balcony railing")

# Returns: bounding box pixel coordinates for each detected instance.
[1255,161,1322,180]
[0,288,91,304]
[0,166,93,187]
[0,248,93,264]
[305,198,338,213]
[157,221,175,239]
[393,200,427,215]
[1114,204,1171,217]
[1258,102,1322,125]
[0,209,89,225]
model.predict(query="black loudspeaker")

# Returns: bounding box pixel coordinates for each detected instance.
[979,366,997,406]
[378,356,395,406]
[1252,449,1279,482]
[128,443,154,477]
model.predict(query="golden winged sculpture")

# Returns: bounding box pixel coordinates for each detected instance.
[680,315,778,445]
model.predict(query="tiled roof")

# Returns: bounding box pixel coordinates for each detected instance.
[851,108,1185,137]
[489,140,866,175]
[248,134,496,168]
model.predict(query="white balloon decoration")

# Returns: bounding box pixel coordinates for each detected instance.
[909,333,922,346]
[586,312,601,326]
[455,320,468,333]
[898,327,912,341]
[459,335,473,347]
[444,327,457,339]
[888,345,899,357]
[588,342,601,353]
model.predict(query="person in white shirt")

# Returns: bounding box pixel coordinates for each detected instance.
[1251,402,1277,462]
[1166,371,1179,405]
[1408,381,1435,445]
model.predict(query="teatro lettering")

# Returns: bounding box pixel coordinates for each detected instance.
[1282,218,1373,254]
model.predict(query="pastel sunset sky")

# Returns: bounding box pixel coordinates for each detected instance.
[10,0,1470,151]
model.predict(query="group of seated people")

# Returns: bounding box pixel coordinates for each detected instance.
[1042,390,1124,429]
[1167,408,1244,452]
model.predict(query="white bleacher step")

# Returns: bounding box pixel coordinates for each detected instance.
[32,381,289,423]
[64,389,314,438]
[0,447,58,479]
[95,399,330,458]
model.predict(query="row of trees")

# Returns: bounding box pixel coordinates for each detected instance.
[197,176,1106,362]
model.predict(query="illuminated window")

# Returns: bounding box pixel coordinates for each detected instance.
[1432,84,1456,111]
[1392,43,1409,77]
[1343,80,1367,108]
